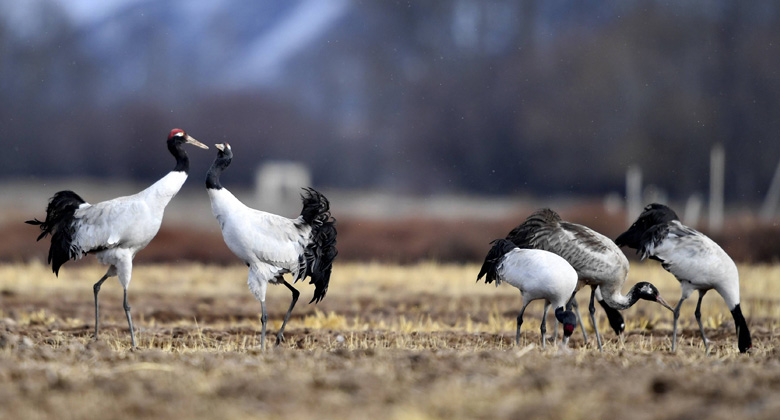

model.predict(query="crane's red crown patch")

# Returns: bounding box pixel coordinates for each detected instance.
[168,129,185,140]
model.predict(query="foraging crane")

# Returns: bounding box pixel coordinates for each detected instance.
[26,129,208,348]
[477,239,579,349]
[616,203,752,354]
[506,209,674,351]
[206,144,337,350]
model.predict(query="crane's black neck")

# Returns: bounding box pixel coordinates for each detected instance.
[168,139,190,173]
[731,304,752,353]
[598,297,626,335]
[206,151,232,190]
[624,285,643,309]
[604,281,657,310]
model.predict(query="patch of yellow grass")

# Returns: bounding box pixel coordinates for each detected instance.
[2,261,779,355]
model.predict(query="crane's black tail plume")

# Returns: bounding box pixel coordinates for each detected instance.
[477,239,518,285]
[615,203,679,249]
[25,190,85,276]
[506,208,562,249]
[299,188,338,304]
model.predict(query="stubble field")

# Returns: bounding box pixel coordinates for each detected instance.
[0,261,779,420]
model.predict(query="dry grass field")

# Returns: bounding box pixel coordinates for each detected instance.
[1,261,779,420]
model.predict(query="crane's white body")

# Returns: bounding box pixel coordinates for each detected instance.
[495,248,578,313]
[643,221,740,308]
[71,171,187,286]
[208,187,313,303]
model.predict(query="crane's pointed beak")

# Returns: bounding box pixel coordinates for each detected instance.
[185,135,209,149]
[656,295,674,312]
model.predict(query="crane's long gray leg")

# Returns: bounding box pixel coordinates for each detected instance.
[589,287,603,352]
[515,301,530,346]
[567,292,589,344]
[92,273,110,341]
[122,288,136,349]
[260,300,267,351]
[540,301,551,349]
[671,297,686,353]
[276,278,300,346]
[694,290,709,355]
[247,269,269,351]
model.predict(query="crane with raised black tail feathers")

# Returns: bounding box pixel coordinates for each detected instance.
[616,203,752,354]
[477,239,579,349]
[26,129,208,348]
[206,143,337,350]
[506,208,674,351]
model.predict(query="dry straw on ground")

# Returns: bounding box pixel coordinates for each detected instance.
[1,262,779,420]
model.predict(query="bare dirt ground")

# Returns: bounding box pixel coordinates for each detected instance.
[1,262,779,420]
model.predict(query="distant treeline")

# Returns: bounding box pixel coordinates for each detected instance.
[2,1,780,204]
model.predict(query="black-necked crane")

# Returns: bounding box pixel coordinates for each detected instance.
[477,239,579,349]
[205,143,337,350]
[506,209,674,351]
[616,203,752,354]
[26,129,208,348]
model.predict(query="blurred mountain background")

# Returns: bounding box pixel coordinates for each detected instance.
[1,0,779,263]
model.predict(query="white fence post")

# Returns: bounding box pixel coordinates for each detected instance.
[626,165,642,225]
[709,144,725,233]
[759,157,780,222]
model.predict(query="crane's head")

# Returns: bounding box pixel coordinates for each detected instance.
[215,143,233,160]
[554,307,578,347]
[556,308,578,337]
[211,143,233,170]
[634,282,674,311]
[205,143,233,189]
[167,129,208,149]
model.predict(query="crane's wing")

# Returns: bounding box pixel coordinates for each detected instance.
[642,221,709,275]
[509,211,624,278]
[638,220,697,261]
[506,208,562,249]
[555,222,628,277]
[230,209,309,270]
[71,197,153,254]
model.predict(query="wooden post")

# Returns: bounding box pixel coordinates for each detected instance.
[684,193,703,228]
[709,144,725,233]
[759,158,780,222]
[626,165,642,225]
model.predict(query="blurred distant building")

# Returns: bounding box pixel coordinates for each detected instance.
[255,161,311,216]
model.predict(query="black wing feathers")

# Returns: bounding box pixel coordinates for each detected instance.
[25,190,86,276]
[615,203,679,250]
[477,239,517,285]
[298,188,338,304]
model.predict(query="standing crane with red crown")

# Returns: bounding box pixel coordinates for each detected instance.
[27,129,208,348]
